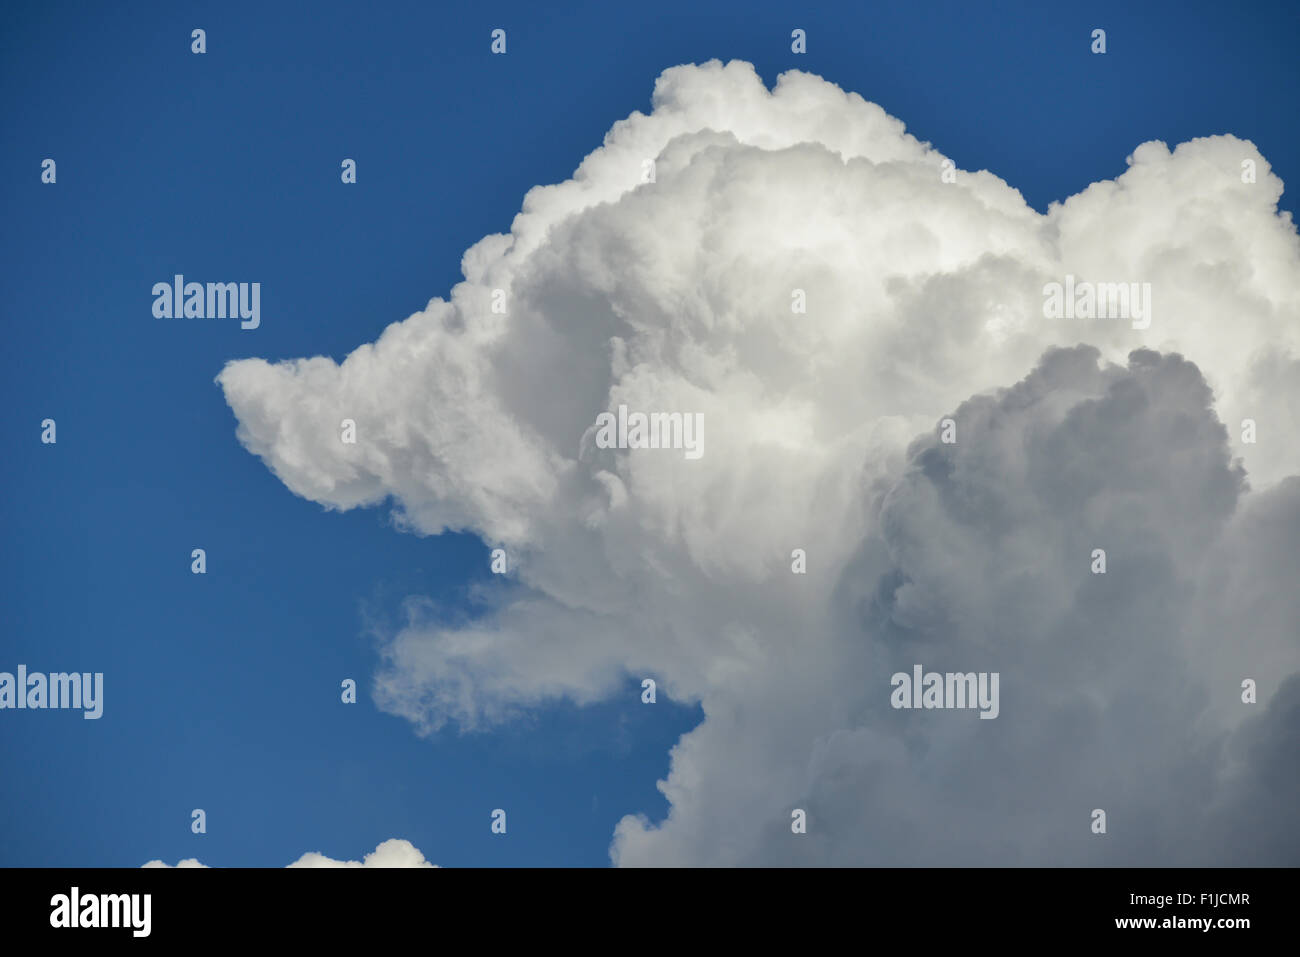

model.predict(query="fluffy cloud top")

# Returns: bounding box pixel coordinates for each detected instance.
[143,838,436,868]
[141,858,207,868]
[217,60,1300,865]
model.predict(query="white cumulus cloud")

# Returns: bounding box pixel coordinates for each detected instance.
[217,60,1300,865]
[143,838,436,868]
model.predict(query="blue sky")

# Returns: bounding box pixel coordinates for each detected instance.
[2,0,1296,866]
